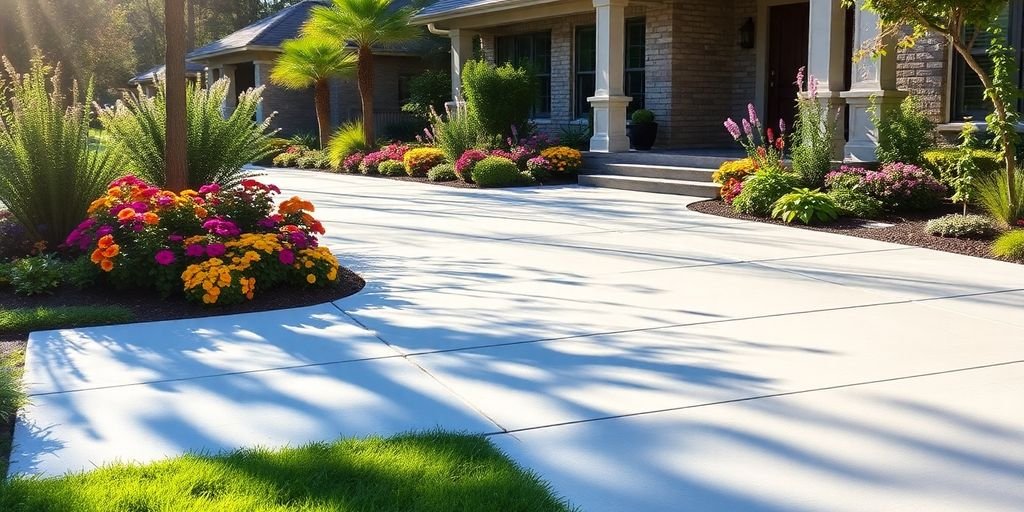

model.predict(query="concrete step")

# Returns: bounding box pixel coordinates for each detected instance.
[578,175,721,198]
[583,152,739,170]
[583,163,716,182]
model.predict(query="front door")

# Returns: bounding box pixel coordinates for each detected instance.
[766,2,809,132]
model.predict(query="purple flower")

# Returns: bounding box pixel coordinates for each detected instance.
[206,243,226,258]
[778,118,786,134]
[168,234,184,243]
[278,248,295,265]
[130,201,149,213]
[185,244,206,258]
[795,66,805,91]
[97,225,114,237]
[747,103,760,128]
[289,231,308,249]
[724,118,741,140]
[742,118,753,137]
[808,75,818,98]
[154,249,176,266]
[202,218,241,237]
[156,195,174,207]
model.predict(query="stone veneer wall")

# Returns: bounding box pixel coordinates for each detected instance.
[896,31,949,124]
[257,63,318,138]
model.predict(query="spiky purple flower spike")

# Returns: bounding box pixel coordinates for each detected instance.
[795,66,805,92]
[741,118,753,137]
[724,118,741,140]
[808,75,818,98]
[747,103,760,128]
[779,118,786,134]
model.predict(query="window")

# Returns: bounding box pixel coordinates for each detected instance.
[573,19,646,118]
[398,74,414,105]
[951,1,1023,121]
[495,32,552,118]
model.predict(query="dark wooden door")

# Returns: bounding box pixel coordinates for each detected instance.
[766,3,809,133]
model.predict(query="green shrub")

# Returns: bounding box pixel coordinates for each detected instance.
[327,121,369,168]
[924,214,1000,238]
[288,132,319,150]
[732,170,802,217]
[404,147,447,177]
[65,256,101,290]
[516,171,538,186]
[771,188,839,224]
[427,163,458,182]
[791,88,839,187]
[827,187,885,219]
[401,70,451,120]
[99,78,274,188]
[461,60,535,138]
[471,156,520,188]
[296,150,331,169]
[378,160,407,177]
[430,108,489,163]
[558,122,591,150]
[872,95,935,166]
[922,147,1002,186]
[273,151,301,167]
[631,109,655,124]
[975,170,1024,226]
[992,230,1024,260]
[7,255,63,296]
[0,57,121,248]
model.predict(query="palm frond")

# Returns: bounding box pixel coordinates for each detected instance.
[272,36,357,89]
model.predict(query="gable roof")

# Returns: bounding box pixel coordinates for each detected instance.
[188,0,423,62]
[129,62,206,85]
[413,0,559,23]
[188,1,327,61]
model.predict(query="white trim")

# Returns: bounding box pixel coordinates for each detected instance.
[412,0,563,25]
[937,122,1024,133]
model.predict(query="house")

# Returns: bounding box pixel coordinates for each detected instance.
[412,0,1024,160]
[187,0,437,137]
[128,62,206,96]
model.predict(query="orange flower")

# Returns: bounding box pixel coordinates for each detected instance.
[87,198,108,214]
[102,244,120,258]
[180,189,198,197]
[143,212,160,225]
[117,208,137,222]
[100,259,115,272]
[306,274,317,284]
[90,248,104,264]
[280,196,315,215]
[107,186,123,196]
[194,206,208,219]
[97,234,115,249]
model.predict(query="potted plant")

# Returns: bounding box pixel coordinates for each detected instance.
[629,109,658,150]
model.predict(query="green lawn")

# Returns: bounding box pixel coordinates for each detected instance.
[0,432,576,512]
[0,306,135,335]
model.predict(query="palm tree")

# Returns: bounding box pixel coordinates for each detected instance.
[271,36,357,149]
[304,0,419,147]
[165,0,188,191]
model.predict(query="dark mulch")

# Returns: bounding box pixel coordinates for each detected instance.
[688,199,1022,264]
[0,266,364,345]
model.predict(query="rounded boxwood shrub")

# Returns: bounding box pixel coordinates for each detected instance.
[827,187,885,219]
[732,170,801,217]
[924,214,1000,239]
[922,147,1002,186]
[992,230,1024,260]
[471,156,520,188]
[378,160,407,177]
[404,147,447,177]
[427,163,458,182]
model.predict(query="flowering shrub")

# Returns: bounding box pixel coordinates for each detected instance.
[342,152,365,174]
[712,158,757,200]
[272,147,302,167]
[404,147,447,177]
[65,176,340,305]
[826,163,946,211]
[525,156,551,182]
[455,149,489,182]
[359,145,407,175]
[724,104,786,172]
[721,178,745,205]
[539,146,583,173]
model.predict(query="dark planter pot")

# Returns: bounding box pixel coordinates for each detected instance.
[630,122,658,150]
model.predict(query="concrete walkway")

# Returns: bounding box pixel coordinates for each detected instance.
[10,170,1024,511]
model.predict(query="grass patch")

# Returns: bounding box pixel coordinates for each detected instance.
[0,306,135,335]
[0,431,576,511]
[1,348,27,476]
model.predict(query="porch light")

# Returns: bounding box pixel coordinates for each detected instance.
[739,18,755,49]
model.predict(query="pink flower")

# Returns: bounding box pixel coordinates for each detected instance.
[168,234,184,242]
[742,118,753,136]
[779,118,786,134]
[724,118,741,140]
[185,244,206,258]
[206,243,226,258]
[795,66,805,91]
[278,248,295,265]
[747,104,760,128]
[154,249,176,266]
[198,183,221,195]
[808,75,818,98]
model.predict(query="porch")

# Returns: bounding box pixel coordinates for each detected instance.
[413,0,907,162]
[580,148,744,197]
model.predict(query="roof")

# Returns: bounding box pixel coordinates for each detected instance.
[413,0,557,23]
[188,0,422,62]
[129,62,206,85]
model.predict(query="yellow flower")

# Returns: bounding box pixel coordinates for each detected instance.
[306,274,317,284]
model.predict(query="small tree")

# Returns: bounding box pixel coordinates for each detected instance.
[271,36,357,148]
[850,0,1019,213]
[461,60,535,139]
[952,122,981,215]
[304,0,419,147]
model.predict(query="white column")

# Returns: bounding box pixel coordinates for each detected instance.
[253,60,273,122]
[449,29,476,103]
[221,64,238,118]
[840,7,906,162]
[807,0,847,160]
[588,0,631,153]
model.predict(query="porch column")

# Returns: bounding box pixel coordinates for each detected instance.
[807,0,847,160]
[221,64,238,118]
[588,0,631,153]
[449,29,477,103]
[253,60,273,122]
[840,7,906,162]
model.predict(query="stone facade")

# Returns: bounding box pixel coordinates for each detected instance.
[896,31,949,124]
[256,63,319,138]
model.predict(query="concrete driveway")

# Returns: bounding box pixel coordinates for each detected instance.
[11,170,1024,511]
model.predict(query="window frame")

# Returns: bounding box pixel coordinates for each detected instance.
[950,0,1024,121]
[573,18,647,119]
[495,31,552,118]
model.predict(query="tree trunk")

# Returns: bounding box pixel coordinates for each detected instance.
[357,45,375,147]
[165,0,189,191]
[953,42,1018,211]
[314,79,331,150]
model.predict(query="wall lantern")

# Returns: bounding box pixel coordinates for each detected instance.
[739,18,755,49]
